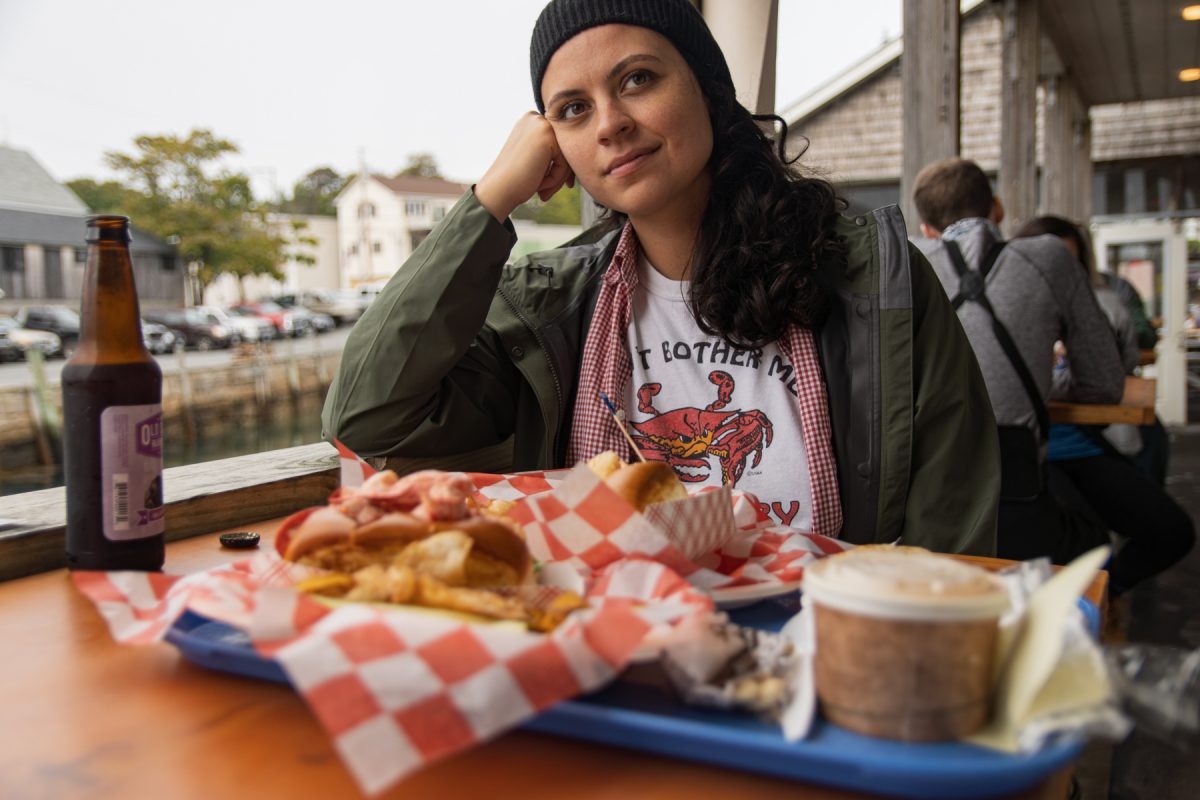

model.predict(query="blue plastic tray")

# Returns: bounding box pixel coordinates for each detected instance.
[165,597,1092,799]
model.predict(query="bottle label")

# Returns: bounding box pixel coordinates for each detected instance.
[100,404,165,541]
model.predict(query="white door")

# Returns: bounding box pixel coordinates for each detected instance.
[1092,221,1189,424]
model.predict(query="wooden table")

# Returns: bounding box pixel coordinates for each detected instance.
[0,518,1080,800]
[1048,376,1156,426]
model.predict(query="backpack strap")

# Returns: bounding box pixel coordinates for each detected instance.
[945,239,1052,442]
[948,240,1005,310]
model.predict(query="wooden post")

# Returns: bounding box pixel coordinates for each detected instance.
[1041,70,1093,224]
[1041,73,1073,217]
[999,0,1039,236]
[1071,87,1093,222]
[900,0,961,235]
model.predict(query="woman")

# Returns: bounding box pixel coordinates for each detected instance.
[322,0,999,554]
[1013,216,1193,592]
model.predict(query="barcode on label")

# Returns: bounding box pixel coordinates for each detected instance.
[113,473,129,531]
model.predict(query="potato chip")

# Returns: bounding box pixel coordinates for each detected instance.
[393,531,472,585]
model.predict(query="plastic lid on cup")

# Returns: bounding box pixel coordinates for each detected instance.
[803,547,1010,621]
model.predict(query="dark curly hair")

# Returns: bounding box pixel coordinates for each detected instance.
[689,80,846,347]
[595,78,847,347]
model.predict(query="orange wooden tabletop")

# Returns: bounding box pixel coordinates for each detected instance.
[0,518,1076,800]
[1048,376,1157,426]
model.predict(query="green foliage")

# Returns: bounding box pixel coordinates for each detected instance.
[277,166,347,216]
[101,129,288,290]
[399,153,442,178]
[66,178,141,213]
[286,219,319,268]
[512,184,581,225]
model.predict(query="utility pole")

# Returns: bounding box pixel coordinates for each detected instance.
[358,148,373,284]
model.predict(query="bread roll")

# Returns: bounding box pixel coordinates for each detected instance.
[605,461,688,511]
[282,507,359,561]
[587,450,623,480]
[284,504,532,586]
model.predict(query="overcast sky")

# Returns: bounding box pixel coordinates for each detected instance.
[0,0,900,199]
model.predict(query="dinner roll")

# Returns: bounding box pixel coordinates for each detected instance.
[605,461,688,511]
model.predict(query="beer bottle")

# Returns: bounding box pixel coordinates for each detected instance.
[63,216,165,571]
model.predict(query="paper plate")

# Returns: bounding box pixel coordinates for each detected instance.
[709,580,801,610]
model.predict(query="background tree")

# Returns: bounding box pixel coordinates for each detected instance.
[66,178,141,214]
[102,129,289,299]
[276,166,347,216]
[398,152,442,179]
[512,184,582,225]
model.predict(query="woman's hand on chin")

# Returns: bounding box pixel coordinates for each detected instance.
[475,112,575,223]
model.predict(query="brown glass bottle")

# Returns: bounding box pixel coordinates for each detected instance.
[63,216,165,571]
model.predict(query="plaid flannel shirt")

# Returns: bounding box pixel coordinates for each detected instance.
[566,224,843,538]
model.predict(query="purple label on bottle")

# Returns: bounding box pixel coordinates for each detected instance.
[100,404,165,541]
[135,413,163,457]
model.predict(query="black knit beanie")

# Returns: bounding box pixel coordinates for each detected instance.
[530,0,734,112]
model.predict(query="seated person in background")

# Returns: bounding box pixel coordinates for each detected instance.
[911,158,1124,567]
[1015,215,1168,485]
[1012,216,1193,594]
[322,0,1002,555]
[1109,271,1159,352]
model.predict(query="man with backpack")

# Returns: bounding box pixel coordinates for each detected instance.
[911,157,1124,566]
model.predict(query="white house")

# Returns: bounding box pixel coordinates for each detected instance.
[335,173,586,288]
[335,174,469,287]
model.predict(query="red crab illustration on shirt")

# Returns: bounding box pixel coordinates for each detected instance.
[629,370,773,487]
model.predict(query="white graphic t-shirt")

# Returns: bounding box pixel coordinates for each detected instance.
[622,254,813,529]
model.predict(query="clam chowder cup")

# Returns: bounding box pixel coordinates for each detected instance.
[802,548,1011,742]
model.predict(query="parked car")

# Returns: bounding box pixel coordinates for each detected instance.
[144,309,236,351]
[140,320,177,354]
[309,312,336,334]
[275,289,366,326]
[230,301,308,337]
[0,321,18,362]
[275,302,333,335]
[14,306,80,358]
[0,315,61,361]
[197,306,275,343]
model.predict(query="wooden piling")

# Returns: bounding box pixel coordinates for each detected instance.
[312,330,330,387]
[285,334,301,406]
[175,343,197,443]
[25,351,60,465]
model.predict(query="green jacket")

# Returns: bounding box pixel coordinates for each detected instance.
[322,190,1000,555]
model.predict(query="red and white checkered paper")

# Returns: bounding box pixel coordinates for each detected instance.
[472,462,850,592]
[73,455,849,796]
[72,540,714,795]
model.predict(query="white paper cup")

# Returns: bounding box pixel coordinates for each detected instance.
[803,547,1010,741]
